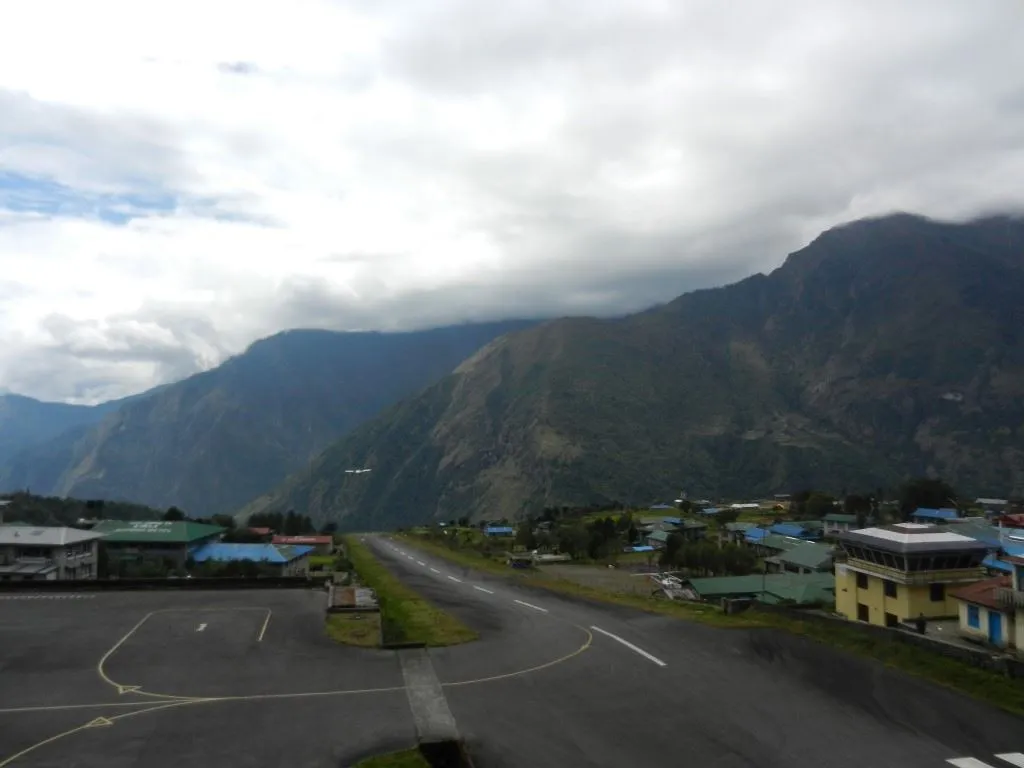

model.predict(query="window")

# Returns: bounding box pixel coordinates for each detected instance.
[855,572,868,589]
[884,580,897,598]
[930,583,945,602]
[885,612,899,628]
[967,605,980,629]
[857,603,869,622]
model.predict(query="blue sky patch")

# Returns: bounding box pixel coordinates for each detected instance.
[0,172,177,224]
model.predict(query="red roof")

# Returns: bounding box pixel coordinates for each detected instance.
[950,576,1011,611]
[248,527,273,536]
[999,514,1024,528]
[272,535,332,545]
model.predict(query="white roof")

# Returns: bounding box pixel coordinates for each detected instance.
[0,525,102,546]
[976,498,1008,505]
[854,525,977,545]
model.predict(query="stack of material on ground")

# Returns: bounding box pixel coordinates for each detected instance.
[331,585,379,609]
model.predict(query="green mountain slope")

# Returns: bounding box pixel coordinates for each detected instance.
[0,394,129,467]
[241,214,1024,530]
[0,320,536,515]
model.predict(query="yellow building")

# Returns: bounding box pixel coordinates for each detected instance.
[834,522,988,627]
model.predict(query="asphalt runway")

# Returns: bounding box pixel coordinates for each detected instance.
[369,536,1024,768]
[1,540,1022,768]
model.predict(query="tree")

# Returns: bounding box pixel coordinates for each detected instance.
[627,522,640,545]
[715,508,741,527]
[660,532,684,567]
[163,506,185,522]
[515,520,537,551]
[898,477,958,521]
[843,494,872,528]
[320,521,338,535]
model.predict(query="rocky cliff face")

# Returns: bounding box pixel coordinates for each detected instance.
[242,214,1024,531]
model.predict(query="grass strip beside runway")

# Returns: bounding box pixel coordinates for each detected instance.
[344,536,478,647]
[398,534,1024,717]
[325,612,383,647]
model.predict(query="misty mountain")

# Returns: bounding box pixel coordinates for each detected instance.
[239,214,1024,530]
[0,320,536,515]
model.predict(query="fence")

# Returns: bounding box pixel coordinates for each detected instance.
[0,575,329,592]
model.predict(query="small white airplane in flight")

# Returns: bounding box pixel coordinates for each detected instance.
[344,468,373,474]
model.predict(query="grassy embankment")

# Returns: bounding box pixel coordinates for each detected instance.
[335,535,477,647]
[398,533,1024,717]
[352,747,430,768]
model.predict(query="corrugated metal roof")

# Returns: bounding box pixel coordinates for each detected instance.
[758,534,804,552]
[912,507,959,520]
[92,520,224,543]
[191,543,314,564]
[983,554,1014,573]
[646,530,671,543]
[271,535,331,545]
[774,542,835,571]
[688,572,834,604]
[769,523,814,538]
[0,525,102,546]
[824,513,858,523]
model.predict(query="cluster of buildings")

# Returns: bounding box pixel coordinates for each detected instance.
[0,518,335,582]
[648,496,1024,658]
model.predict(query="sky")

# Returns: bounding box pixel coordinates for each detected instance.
[1,1,1023,403]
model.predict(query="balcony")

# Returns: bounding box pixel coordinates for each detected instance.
[841,558,985,586]
[996,587,1024,610]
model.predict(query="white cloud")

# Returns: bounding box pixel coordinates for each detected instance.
[0,0,1023,402]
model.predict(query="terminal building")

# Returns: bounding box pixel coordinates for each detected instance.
[834,522,989,627]
[91,520,224,572]
[0,525,103,581]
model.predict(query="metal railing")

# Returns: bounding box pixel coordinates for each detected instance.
[842,558,985,585]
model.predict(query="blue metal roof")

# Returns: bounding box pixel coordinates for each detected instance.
[191,543,313,564]
[913,507,959,520]
[649,504,674,510]
[484,526,514,534]
[698,507,721,515]
[983,554,1014,573]
[744,528,769,542]
[769,523,813,538]
[661,517,682,525]
[631,545,655,552]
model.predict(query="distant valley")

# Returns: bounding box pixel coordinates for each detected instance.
[0,320,536,515]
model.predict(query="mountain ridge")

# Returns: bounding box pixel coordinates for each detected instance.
[0,319,539,515]
[238,213,1024,530]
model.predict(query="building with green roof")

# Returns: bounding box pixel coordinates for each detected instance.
[765,542,835,574]
[687,572,835,606]
[92,520,225,573]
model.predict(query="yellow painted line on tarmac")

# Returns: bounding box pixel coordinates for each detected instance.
[257,609,272,641]
[442,625,593,688]
[0,721,97,768]
[95,611,184,700]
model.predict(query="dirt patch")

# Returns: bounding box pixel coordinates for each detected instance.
[541,564,659,598]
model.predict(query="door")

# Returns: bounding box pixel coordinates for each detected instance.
[988,611,1003,645]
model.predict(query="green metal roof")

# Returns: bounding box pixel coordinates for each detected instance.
[773,542,835,571]
[646,530,671,542]
[688,572,835,604]
[92,520,225,544]
[824,513,858,523]
[758,534,803,552]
